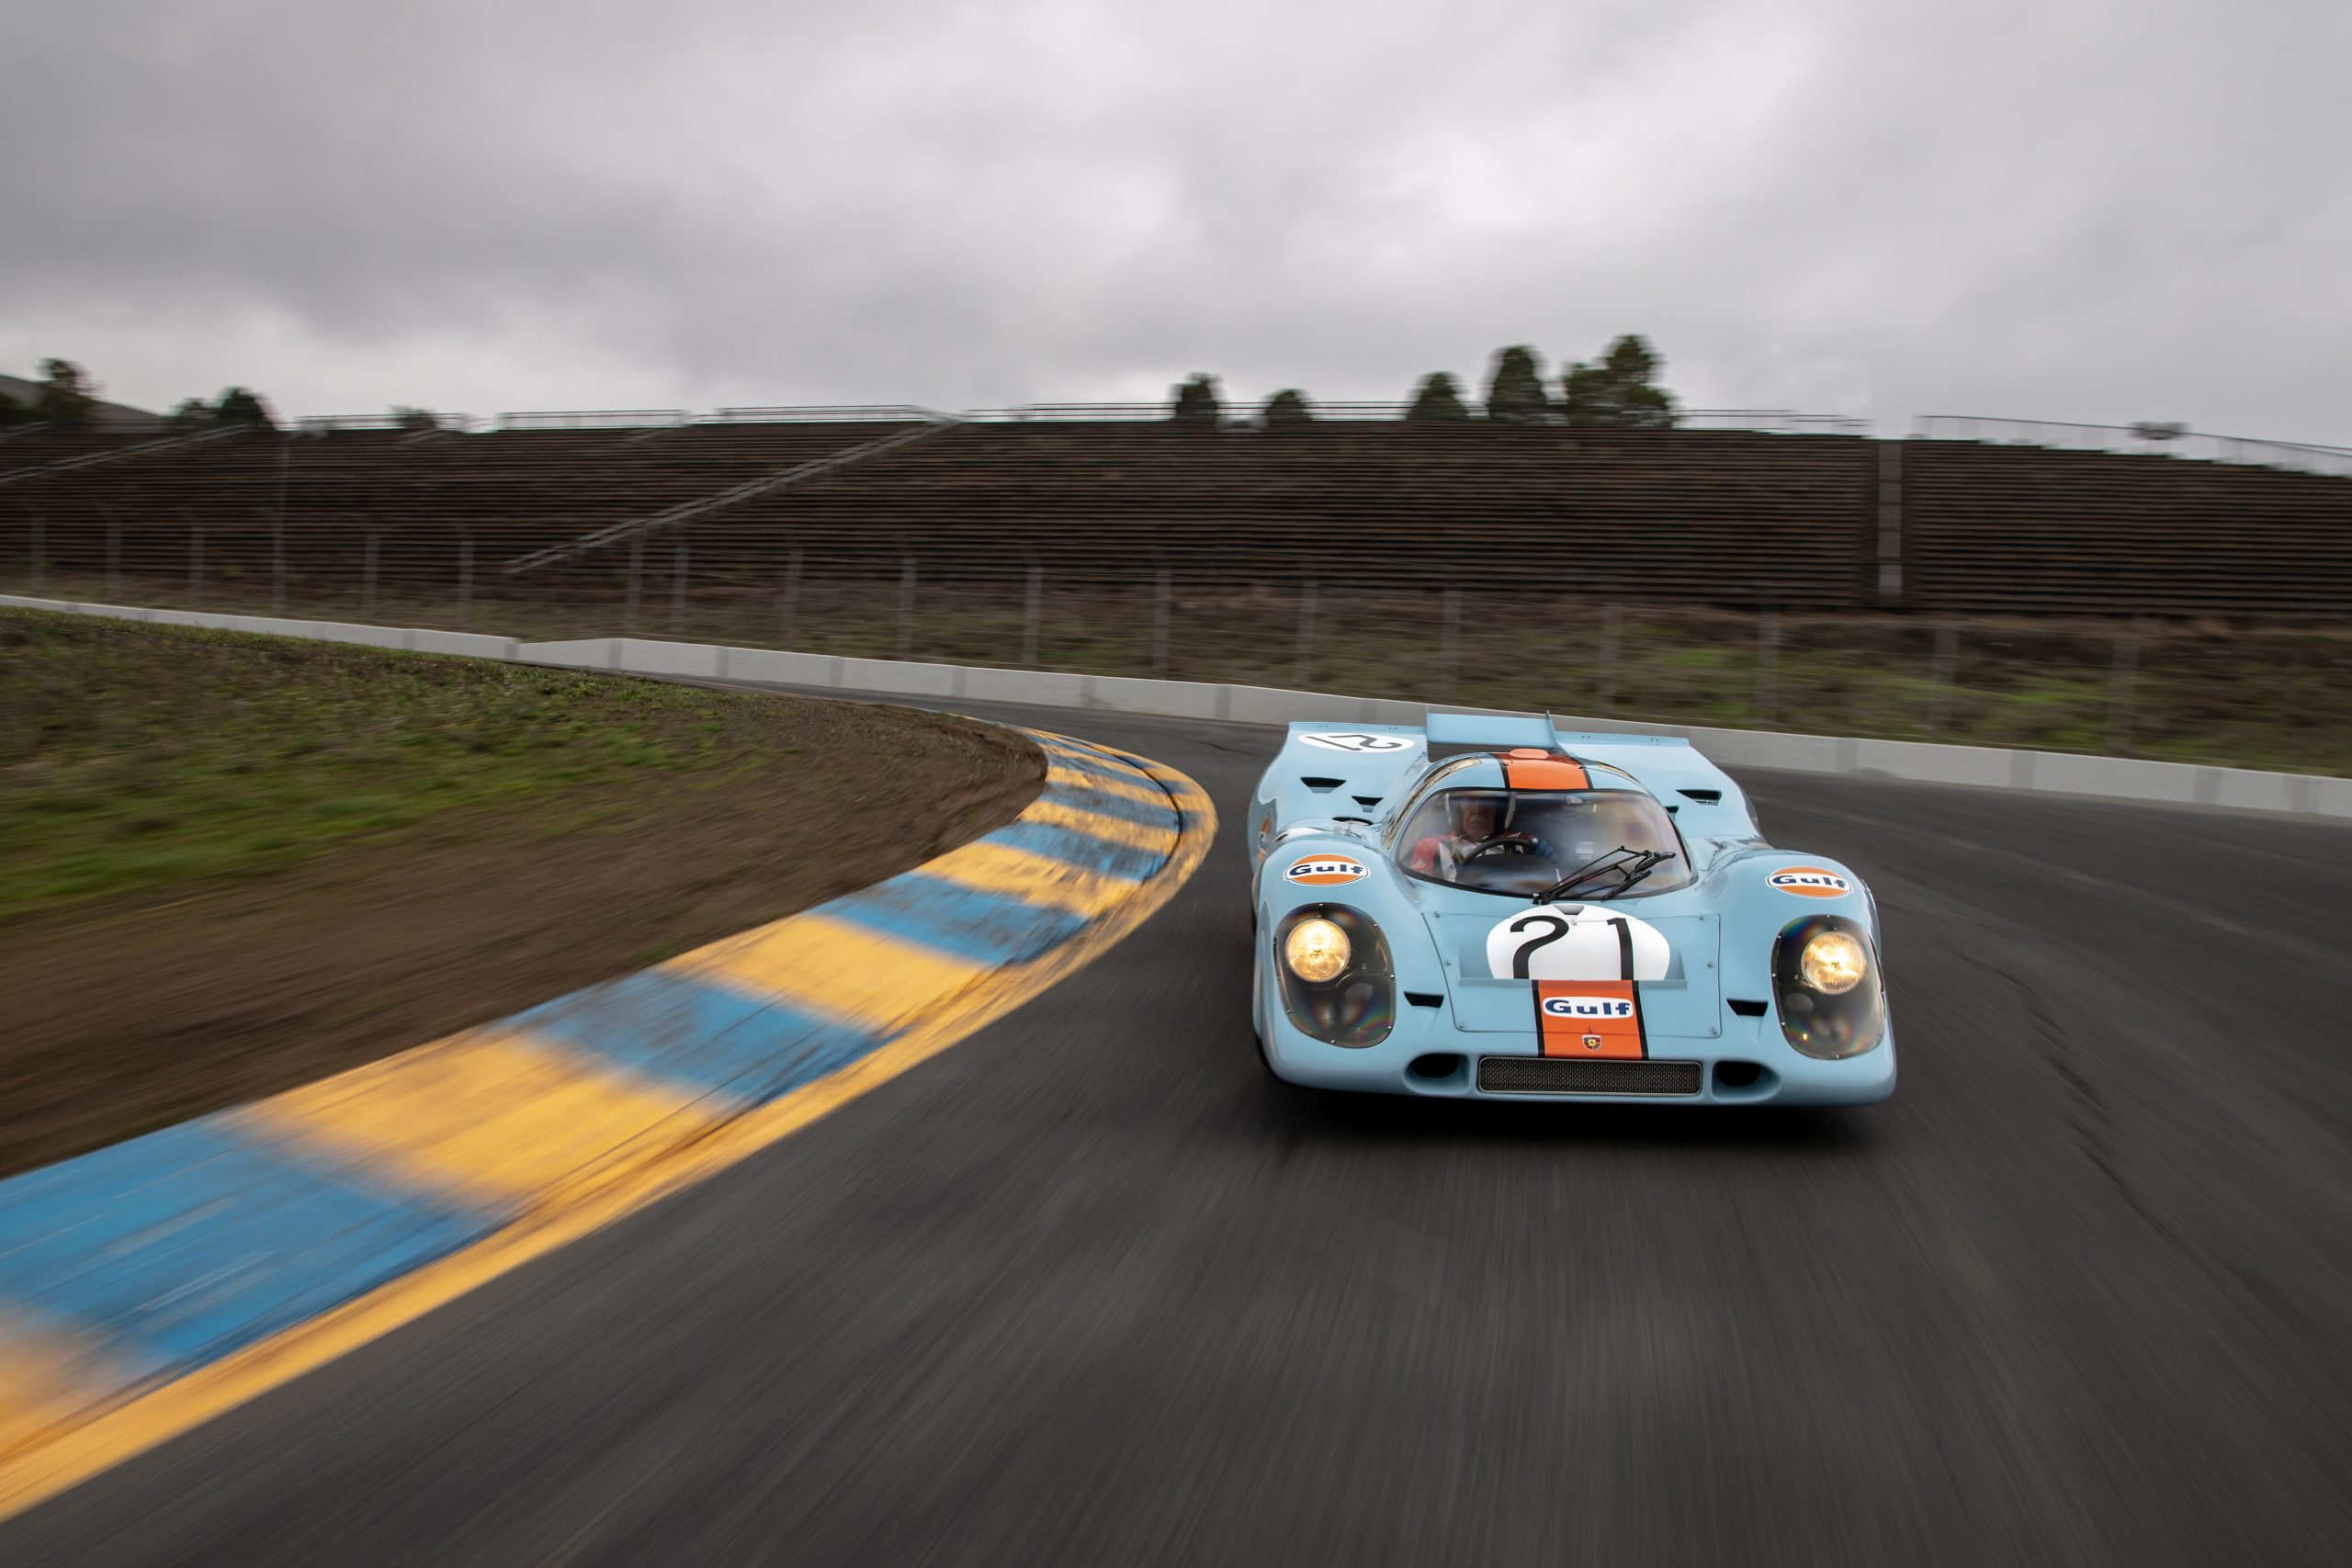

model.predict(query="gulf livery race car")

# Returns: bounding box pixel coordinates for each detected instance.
[1248,712,1894,1103]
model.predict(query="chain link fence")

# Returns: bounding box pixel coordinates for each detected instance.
[8,509,2346,777]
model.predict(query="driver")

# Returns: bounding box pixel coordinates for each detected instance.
[1407,792,1551,882]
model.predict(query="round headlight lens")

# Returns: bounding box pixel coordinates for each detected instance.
[1283,917,1351,982]
[1799,930,1869,994]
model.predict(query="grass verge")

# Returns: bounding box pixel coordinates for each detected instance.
[17,574,2346,776]
[0,609,1043,1176]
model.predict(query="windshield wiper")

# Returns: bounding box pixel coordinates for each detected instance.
[1532,846,1674,905]
[1591,852,1673,901]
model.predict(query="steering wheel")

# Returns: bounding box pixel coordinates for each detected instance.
[1453,840,1561,890]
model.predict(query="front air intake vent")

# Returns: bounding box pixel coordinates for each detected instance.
[1301,777,1344,792]
[1477,1058,1703,1096]
[1679,789,1723,804]
[1727,998,1770,1017]
[1352,795,1383,809]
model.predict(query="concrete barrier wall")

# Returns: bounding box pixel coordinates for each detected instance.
[6,595,2346,820]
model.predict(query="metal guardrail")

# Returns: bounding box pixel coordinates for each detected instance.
[1912,415,2352,478]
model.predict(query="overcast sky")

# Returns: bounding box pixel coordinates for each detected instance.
[3,1,2346,441]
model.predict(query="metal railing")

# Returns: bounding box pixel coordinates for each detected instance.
[700,405,948,423]
[965,401,1871,432]
[0,422,253,487]
[267,402,1878,437]
[1912,415,2352,478]
[500,412,965,575]
[293,413,479,434]
[493,409,690,430]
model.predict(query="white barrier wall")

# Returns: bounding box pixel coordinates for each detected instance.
[6,595,2346,820]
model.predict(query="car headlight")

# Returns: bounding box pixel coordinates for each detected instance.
[1272,905,1394,1047]
[1771,914,1885,1059]
[1799,931,1868,994]
[1283,917,1351,983]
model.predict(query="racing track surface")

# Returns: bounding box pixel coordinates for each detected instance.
[8,697,2352,1566]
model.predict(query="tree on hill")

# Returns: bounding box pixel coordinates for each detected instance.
[35,359,98,430]
[0,392,30,427]
[1483,344,1552,423]
[1261,389,1312,426]
[167,388,280,430]
[1405,371,1470,422]
[212,387,277,428]
[1170,373,1223,423]
[1559,334,1678,427]
[392,406,443,434]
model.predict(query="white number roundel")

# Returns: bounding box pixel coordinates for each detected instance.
[1486,908,1671,981]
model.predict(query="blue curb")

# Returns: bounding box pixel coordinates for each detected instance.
[511,968,883,1108]
[822,874,1094,966]
[0,1119,492,1377]
[981,820,1168,879]
[1038,779,1180,829]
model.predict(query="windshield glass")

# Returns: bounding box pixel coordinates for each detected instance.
[1395,787,1691,897]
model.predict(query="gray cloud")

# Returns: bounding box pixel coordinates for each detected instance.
[4,0,2346,441]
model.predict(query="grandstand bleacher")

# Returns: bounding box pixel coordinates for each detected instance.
[5,415,2347,621]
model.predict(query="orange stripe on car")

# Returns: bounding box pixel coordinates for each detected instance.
[1500,753,1590,791]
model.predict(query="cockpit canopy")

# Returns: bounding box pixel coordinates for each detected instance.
[1389,755,1692,897]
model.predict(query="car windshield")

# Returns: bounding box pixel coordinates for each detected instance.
[1395,787,1691,897]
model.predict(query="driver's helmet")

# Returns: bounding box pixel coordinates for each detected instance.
[1448,791,1509,836]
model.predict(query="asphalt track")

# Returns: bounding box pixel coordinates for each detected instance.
[8,696,2352,1566]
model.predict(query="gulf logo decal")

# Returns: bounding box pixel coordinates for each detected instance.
[1535,979,1646,1058]
[1768,865,1851,898]
[1540,995,1635,1021]
[1285,853,1368,886]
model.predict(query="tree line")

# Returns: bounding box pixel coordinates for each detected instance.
[1170,335,1678,428]
[0,358,281,433]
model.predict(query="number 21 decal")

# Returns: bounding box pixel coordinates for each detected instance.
[1485,908,1673,982]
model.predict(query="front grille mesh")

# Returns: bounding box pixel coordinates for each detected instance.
[1477,1057,1703,1097]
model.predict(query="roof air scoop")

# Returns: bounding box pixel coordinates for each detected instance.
[1424,710,1556,760]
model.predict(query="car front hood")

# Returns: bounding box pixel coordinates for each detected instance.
[1420,909,1724,1037]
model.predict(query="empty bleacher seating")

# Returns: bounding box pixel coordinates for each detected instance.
[6,419,2346,618]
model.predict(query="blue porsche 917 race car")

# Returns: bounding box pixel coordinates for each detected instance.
[1248,712,1894,1104]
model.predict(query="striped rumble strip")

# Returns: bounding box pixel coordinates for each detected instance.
[0,728,1213,1517]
